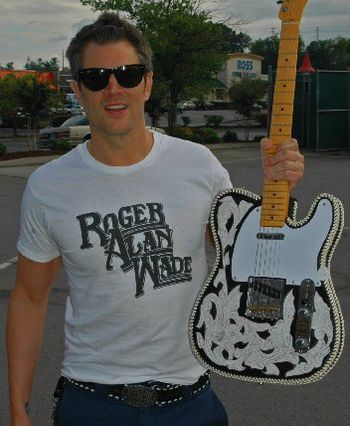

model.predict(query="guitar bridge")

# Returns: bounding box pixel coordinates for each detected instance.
[245,276,286,320]
[294,279,315,353]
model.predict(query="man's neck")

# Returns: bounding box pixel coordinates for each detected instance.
[87,128,154,167]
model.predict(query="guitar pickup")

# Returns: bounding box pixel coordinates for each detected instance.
[245,277,286,320]
[294,279,315,353]
[256,232,285,240]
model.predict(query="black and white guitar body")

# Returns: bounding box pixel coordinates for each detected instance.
[189,189,345,384]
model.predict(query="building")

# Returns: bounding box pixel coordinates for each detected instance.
[58,68,74,95]
[212,53,265,103]
[0,69,57,89]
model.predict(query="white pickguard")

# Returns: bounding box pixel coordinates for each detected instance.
[231,199,334,286]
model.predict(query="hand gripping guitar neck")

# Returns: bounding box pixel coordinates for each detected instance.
[189,0,345,385]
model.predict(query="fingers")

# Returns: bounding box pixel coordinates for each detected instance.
[261,138,305,190]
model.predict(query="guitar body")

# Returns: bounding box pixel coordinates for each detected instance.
[189,189,344,384]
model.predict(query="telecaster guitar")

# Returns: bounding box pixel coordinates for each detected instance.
[189,0,345,384]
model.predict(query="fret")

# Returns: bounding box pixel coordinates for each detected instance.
[275,68,297,80]
[270,115,293,126]
[270,124,292,136]
[274,80,296,92]
[279,39,299,53]
[281,22,300,38]
[272,104,294,116]
[260,216,287,227]
[273,92,294,104]
[263,182,290,191]
[262,201,289,208]
[277,54,298,69]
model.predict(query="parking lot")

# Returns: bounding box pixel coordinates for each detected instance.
[0,110,267,154]
[0,145,349,425]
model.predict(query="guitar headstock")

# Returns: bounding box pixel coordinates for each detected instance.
[277,0,308,23]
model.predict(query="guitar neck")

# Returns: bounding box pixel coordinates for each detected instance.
[261,21,300,228]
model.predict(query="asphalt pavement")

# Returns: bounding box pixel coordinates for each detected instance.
[0,145,349,425]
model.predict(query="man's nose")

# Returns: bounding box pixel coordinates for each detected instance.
[105,72,124,94]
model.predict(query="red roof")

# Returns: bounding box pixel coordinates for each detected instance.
[0,70,56,89]
[298,53,315,73]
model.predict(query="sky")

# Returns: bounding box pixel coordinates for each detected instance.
[0,0,349,69]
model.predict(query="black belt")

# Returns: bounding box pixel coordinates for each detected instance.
[54,371,210,408]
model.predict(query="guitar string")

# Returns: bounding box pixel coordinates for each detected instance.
[254,224,283,310]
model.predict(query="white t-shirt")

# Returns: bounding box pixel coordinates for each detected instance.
[17,132,232,385]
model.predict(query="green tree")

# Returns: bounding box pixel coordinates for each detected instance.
[80,0,238,133]
[216,23,251,53]
[307,37,350,70]
[0,74,63,149]
[24,56,59,71]
[228,78,267,141]
[0,74,22,136]
[250,34,305,74]
[0,62,15,70]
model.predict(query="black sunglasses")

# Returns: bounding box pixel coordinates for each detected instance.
[77,64,146,91]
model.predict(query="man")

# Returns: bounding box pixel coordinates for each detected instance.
[7,12,304,426]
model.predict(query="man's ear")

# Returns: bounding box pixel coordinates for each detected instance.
[70,80,82,104]
[144,72,153,101]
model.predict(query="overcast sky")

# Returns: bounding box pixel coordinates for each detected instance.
[1,0,349,69]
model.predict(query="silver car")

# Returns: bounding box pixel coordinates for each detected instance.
[37,115,165,150]
[37,115,90,149]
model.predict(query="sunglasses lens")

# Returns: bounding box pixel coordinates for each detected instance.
[78,65,145,91]
[115,65,145,88]
[79,68,110,91]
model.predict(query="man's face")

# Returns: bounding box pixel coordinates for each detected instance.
[71,40,153,139]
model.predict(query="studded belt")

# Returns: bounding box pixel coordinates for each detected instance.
[54,371,210,408]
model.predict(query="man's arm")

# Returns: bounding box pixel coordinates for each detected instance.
[7,254,62,425]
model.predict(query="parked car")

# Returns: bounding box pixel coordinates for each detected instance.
[177,100,196,112]
[37,115,90,149]
[194,101,215,110]
[37,115,165,150]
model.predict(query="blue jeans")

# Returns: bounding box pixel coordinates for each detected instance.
[54,379,228,426]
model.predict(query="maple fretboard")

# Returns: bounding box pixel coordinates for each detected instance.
[261,21,300,228]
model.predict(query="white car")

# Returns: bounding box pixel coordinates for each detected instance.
[37,115,164,149]
[37,115,90,149]
[177,100,196,111]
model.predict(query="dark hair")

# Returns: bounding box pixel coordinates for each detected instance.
[66,11,153,80]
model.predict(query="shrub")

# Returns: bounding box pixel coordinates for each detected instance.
[252,135,266,142]
[222,130,238,143]
[181,116,191,126]
[254,112,268,127]
[193,127,220,144]
[0,142,7,156]
[171,127,195,141]
[52,139,72,152]
[204,115,224,128]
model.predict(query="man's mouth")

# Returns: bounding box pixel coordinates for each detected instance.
[105,104,128,111]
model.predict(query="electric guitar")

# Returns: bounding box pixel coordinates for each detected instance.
[189,0,345,384]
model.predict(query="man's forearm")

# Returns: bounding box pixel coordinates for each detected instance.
[7,286,48,419]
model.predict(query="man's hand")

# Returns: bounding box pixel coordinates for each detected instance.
[261,138,304,190]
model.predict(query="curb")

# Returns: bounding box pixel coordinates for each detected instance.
[0,142,260,168]
[0,156,60,168]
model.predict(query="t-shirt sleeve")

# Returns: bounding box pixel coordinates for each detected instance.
[210,152,233,196]
[17,183,61,262]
